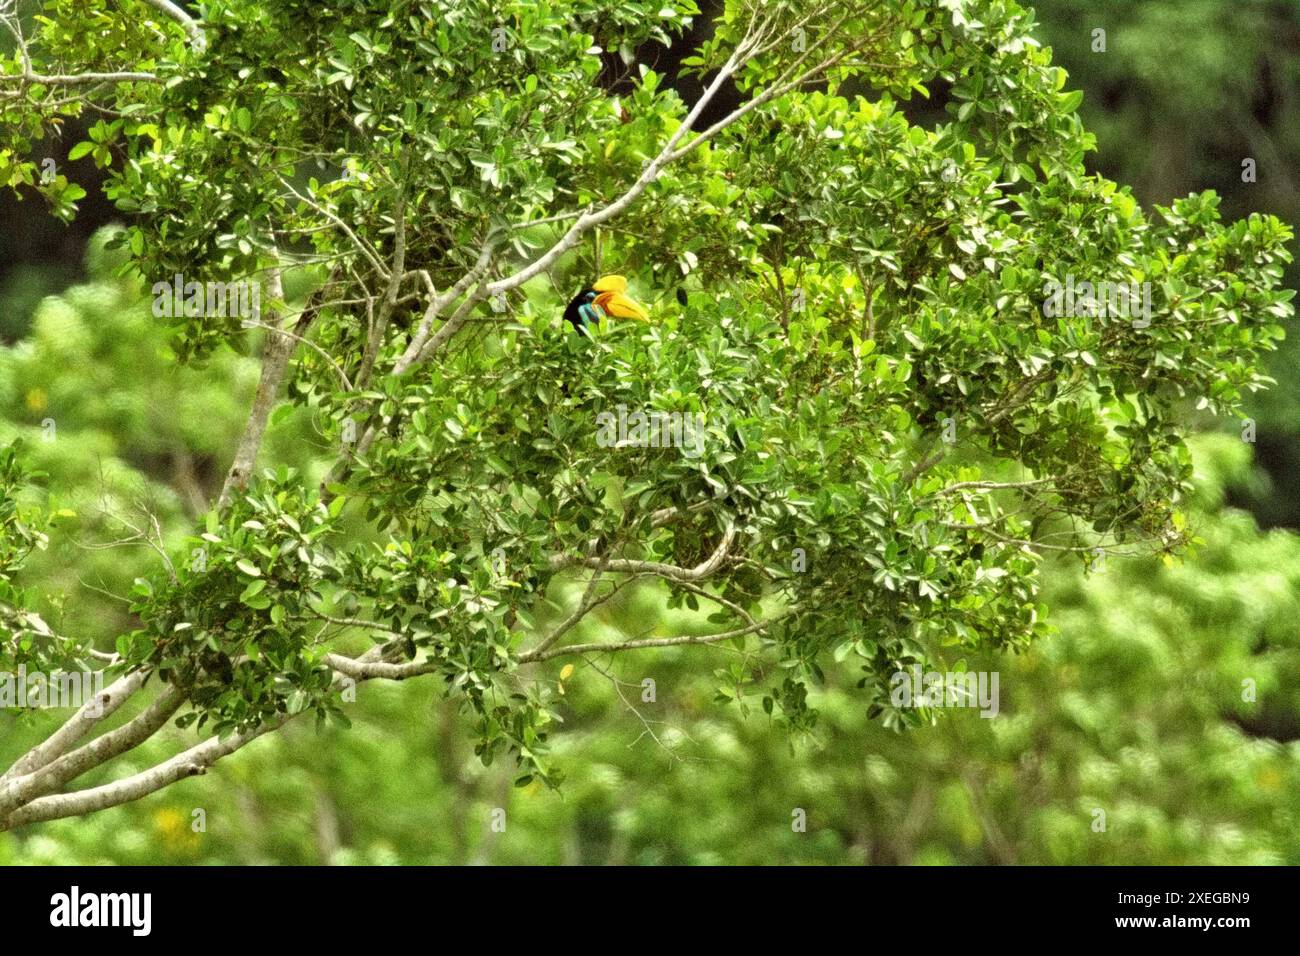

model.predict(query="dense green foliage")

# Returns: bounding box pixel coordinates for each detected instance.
[0,0,1297,862]
[4,269,1297,860]
[1032,0,1300,527]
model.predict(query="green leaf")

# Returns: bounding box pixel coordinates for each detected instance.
[1058,89,1084,113]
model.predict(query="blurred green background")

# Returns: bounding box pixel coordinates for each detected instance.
[2,0,1299,864]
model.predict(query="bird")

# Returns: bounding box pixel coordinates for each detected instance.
[563,274,650,335]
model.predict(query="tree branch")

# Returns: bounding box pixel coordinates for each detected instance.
[138,0,206,50]
[550,522,736,582]
[0,678,187,814]
[218,267,307,508]
[1,712,289,829]
[519,616,781,664]
[0,669,149,782]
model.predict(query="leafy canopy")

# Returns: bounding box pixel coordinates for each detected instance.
[0,0,1292,810]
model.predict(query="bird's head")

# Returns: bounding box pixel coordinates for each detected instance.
[589,274,650,322]
[590,274,650,323]
[563,274,650,335]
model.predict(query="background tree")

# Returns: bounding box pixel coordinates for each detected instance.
[0,0,1293,840]
[1026,0,1300,530]
[4,252,1296,863]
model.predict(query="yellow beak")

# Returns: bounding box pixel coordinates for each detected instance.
[592,274,650,321]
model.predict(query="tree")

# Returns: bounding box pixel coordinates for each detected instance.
[5,271,1296,866]
[1028,0,1300,529]
[0,0,1292,830]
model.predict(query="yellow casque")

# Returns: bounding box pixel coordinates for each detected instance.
[591,274,650,321]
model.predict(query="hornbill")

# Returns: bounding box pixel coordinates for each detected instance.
[563,274,650,335]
